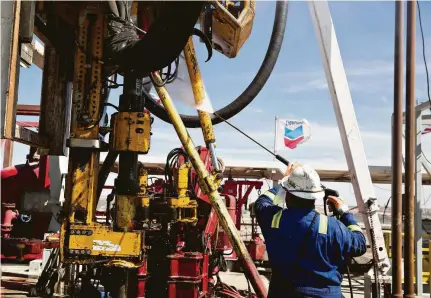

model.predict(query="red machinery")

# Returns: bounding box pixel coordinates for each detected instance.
[1,156,58,260]
[221,178,266,262]
[26,147,264,297]
[111,147,262,298]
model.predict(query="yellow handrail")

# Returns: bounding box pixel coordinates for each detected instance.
[382,230,431,283]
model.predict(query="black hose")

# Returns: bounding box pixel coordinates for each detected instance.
[346,263,354,298]
[107,0,119,17]
[144,1,288,128]
[116,0,125,19]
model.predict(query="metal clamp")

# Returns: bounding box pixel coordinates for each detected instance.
[67,138,108,150]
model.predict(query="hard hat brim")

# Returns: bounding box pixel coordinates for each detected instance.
[277,183,325,201]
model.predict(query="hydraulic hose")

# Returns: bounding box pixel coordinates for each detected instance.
[116,0,126,19]
[107,0,119,17]
[144,1,288,128]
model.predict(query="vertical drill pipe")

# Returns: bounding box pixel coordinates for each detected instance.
[183,38,220,170]
[117,74,143,188]
[115,74,143,231]
[391,1,404,296]
[404,1,416,296]
[153,72,268,298]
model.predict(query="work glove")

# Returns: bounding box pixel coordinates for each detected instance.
[327,195,349,217]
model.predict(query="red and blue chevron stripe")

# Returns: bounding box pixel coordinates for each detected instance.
[284,125,304,149]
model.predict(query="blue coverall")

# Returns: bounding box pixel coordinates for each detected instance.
[254,185,367,298]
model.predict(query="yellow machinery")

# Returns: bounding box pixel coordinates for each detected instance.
[1,1,288,297]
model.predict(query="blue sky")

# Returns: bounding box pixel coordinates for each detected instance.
[10,1,431,207]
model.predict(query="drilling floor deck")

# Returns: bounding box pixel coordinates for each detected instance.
[0,264,365,297]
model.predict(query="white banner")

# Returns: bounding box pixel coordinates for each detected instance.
[166,52,214,113]
[275,118,311,151]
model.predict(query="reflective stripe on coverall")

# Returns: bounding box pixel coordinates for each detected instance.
[254,185,367,298]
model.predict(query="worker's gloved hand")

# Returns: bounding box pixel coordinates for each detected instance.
[327,195,349,217]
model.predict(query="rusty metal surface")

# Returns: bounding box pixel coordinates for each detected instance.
[391,1,404,296]
[1,1,15,131]
[1,276,37,295]
[16,104,40,116]
[19,0,35,43]
[1,0,21,140]
[62,10,105,262]
[13,125,48,148]
[404,1,417,296]
[1,0,49,150]
[39,46,70,155]
[2,139,14,168]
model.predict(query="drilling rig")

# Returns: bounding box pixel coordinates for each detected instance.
[1,1,288,297]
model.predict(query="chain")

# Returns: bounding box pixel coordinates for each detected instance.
[257,189,261,196]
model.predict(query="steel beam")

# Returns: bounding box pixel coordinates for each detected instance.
[16,121,39,128]
[422,156,431,177]
[402,100,430,117]
[1,0,48,149]
[308,0,390,276]
[39,46,71,155]
[2,140,14,168]
[1,0,21,139]
[17,104,41,116]
[20,39,45,70]
[414,110,423,296]
[391,1,404,296]
[14,125,47,148]
[404,1,417,295]
[19,0,35,43]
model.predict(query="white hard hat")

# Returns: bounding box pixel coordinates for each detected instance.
[275,163,325,203]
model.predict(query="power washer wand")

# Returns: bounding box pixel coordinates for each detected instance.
[213,112,339,215]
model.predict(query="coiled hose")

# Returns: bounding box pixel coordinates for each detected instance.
[98,2,288,194]
[144,1,288,128]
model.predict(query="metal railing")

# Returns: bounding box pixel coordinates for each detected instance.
[383,230,431,286]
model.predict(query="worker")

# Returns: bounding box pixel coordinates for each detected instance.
[252,163,366,298]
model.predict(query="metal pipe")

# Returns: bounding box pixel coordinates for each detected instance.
[16,104,41,116]
[183,38,221,172]
[404,1,417,296]
[114,74,143,232]
[116,74,143,191]
[414,110,423,296]
[391,1,404,296]
[153,72,268,298]
[208,143,220,171]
